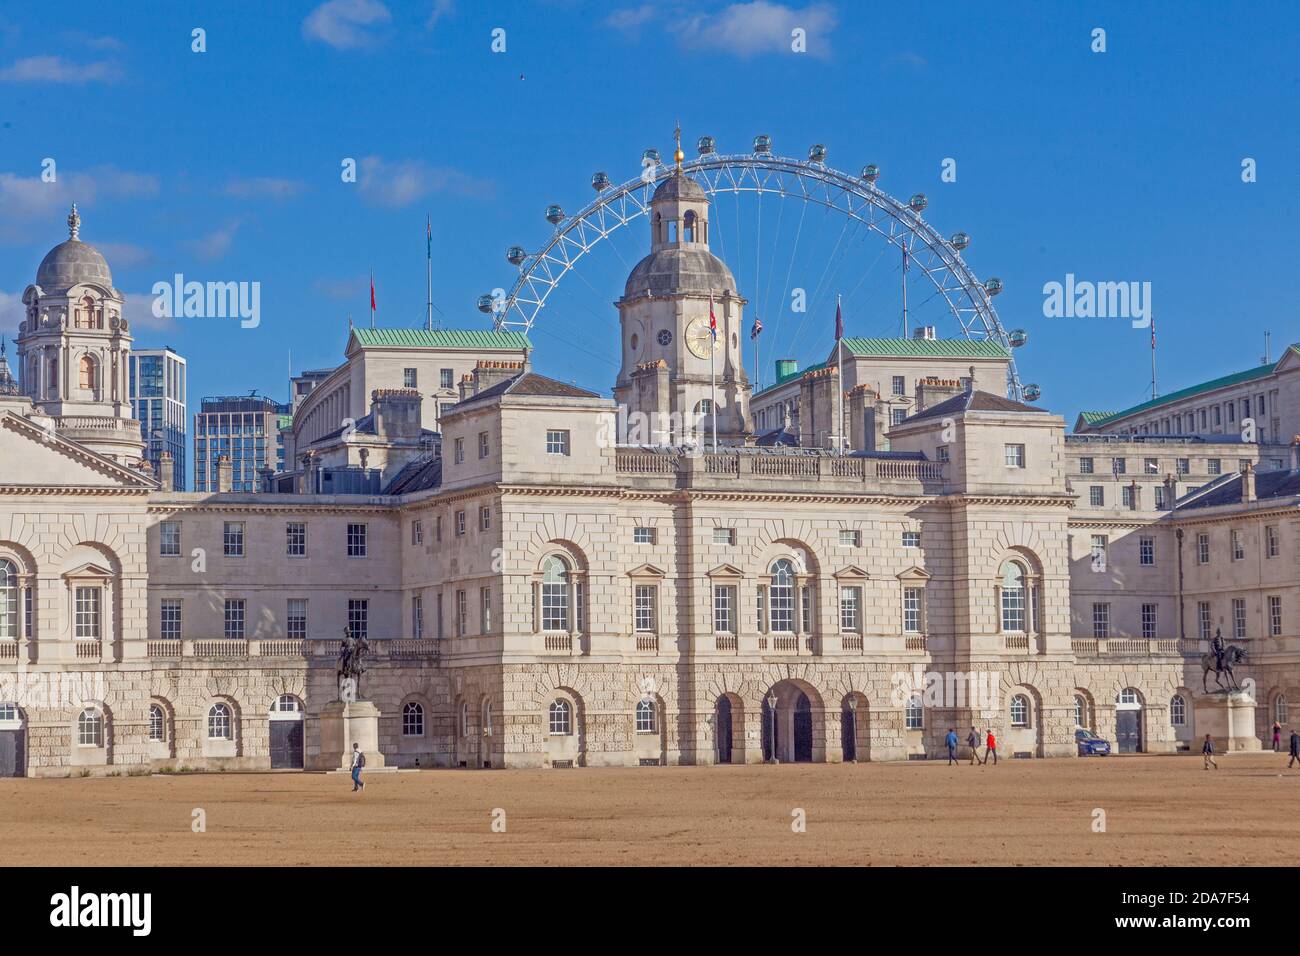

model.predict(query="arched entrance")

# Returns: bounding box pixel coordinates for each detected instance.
[715,696,734,764]
[763,681,823,763]
[0,703,25,777]
[1115,688,1144,753]
[269,695,304,769]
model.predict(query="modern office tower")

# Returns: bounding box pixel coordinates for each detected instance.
[194,394,287,493]
[129,347,187,490]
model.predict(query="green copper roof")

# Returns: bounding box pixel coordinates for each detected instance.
[839,337,1010,359]
[349,328,532,350]
[754,361,825,397]
[1087,349,1298,427]
[1077,410,1116,425]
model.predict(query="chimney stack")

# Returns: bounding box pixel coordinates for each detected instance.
[1163,473,1177,510]
[158,451,175,489]
[216,455,233,493]
[1291,435,1300,472]
[1242,461,1256,503]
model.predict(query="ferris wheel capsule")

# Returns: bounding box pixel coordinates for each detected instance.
[1008,328,1028,348]
[950,231,970,251]
[642,147,661,166]
[984,277,1004,296]
[591,171,611,191]
[861,164,880,183]
[545,204,565,225]
[808,143,827,163]
[1022,384,1042,402]
[506,246,527,266]
[753,134,772,155]
[476,294,496,314]
[909,193,928,214]
[697,135,716,155]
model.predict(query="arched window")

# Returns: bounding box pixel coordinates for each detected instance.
[1000,561,1026,631]
[1010,694,1029,727]
[1170,695,1187,727]
[1276,695,1289,725]
[481,698,492,735]
[549,699,572,735]
[271,695,301,713]
[635,699,656,733]
[683,210,697,242]
[148,704,165,742]
[1116,688,1140,707]
[402,701,424,737]
[207,703,232,740]
[460,701,470,737]
[905,694,923,730]
[541,556,570,631]
[1074,695,1086,728]
[0,559,17,640]
[769,558,796,632]
[77,708,103,747]
[79,355,97,392]
[48,356,58,389]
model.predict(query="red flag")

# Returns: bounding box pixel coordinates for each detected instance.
[708,293,717,340]
[834,299,843,340]
[370,274,376,312]
[1150,314,1156,349]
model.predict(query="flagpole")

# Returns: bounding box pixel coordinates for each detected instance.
[837,293,845,454]
[901,239,909,339]
[1150,315,1157,400]
[754,313,760,393]
[711,293,718,454]
[426,215,434,332]
[370,270,376,329]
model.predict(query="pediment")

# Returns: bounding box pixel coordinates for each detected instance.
[706,563,745,579]
[0,411,155,491]
[626,562,666,578]
[833,564,870,580]
[896,565,932,581]
[63,561,114,579]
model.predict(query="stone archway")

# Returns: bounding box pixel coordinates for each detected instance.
[761,679,826,763]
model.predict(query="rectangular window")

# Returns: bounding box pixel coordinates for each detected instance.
[713,585,736,634]
[454,438,464,464]
[478,431,490,459]
[347,523,368,557]
[1269,596,1282,637]
[436,592,444,641]
[1197,533,1210,564]
[633,527,656,544]
[1139,535,1155,566]
[455,510,466,536]
[1232,598,1246,640]
[713,527,735,546]
[1091,534,1108,565]
[839,529,861,548]
[1111,458,1126,476]
[479,505,491,531]
[1198,602,1212,641]
[1141,603,1158,639]
[902,530,920,548]
[1092,602,1110,639]
[1231,530,1244,561]
[223,521,245,557]
[1078,457,1094,475]
[160,599,182,640]
[348,599,369,640]
[634,584,657,633]
[1122,485,1135,508]
[836,586,861,633]
[801,586,813,633]
[756,586,765,632]
[286,521,306,557]
[159,520,181,556]
[403,367,417,388]
[936,445,949,462]
[1004,444,1025,468]
[1144,457,1159,475]
[455,590,467,637]
[440,368,454,390]
[1154,485,1167,510]
[223,598,245,641]
[412,596,423,639]
[891,375,905,397]
[435,515,443,542]
[1176,458,1189,475]
[1208,458,1222,475]
[546,430,571,456]
[891,407,906,426]
[1089,486,1104,507]
[1266,525,1279,558]
[287,599,307,640]
[903,587,922,633]
[411,520,423,545]
[480,587,492,633]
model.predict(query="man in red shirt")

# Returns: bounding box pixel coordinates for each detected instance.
[984,729,998,766]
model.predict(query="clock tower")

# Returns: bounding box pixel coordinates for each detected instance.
[613,156,752,445]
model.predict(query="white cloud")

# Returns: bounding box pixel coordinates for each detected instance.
[0,54,123,83]
[427,0,455,28]
[358,156,493,207]
[184,222,241,262]
[619,1,839,58]
[224,177,307,200]
[0,290,24,337]
[0,166,159,229]
[313,276,368,301]
[96,242,153,268]
[61,32,126,52]
[883,51,927,72]
[303,0,392,50]
[120,290,175,331]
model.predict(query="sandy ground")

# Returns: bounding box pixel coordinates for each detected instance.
[3,753,1299,866]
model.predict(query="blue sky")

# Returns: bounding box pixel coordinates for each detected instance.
[1,0,1296,437]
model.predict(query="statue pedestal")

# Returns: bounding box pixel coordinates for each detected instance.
[315,700,387,771]
[1194,692,1261,753]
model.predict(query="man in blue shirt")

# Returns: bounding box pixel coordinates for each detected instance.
[945,727,959,765]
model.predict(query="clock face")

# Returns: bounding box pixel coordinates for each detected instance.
[684,316,718,359]
[656,329,673,347]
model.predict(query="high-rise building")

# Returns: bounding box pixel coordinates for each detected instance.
[129,348,187,490]
[194,394,287,492]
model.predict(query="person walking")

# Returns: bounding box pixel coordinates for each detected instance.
[1272,722,1282,752]
[945,727,959,765]
[1288,730,1300,769]
[967,726,982,765]
[350,742,366,792]
[1202,734,1218,770]
[984,729,998,766]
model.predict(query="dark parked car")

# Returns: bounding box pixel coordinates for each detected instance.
[1076,728,1112,756]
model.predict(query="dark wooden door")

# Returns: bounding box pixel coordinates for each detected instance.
[841,707,856,761]
[1116,711,1141,753]
[269,721,304,769]
[762,699,776,761]
[0,730,24,777]
[793,694,813,762]
[716,698,733,764]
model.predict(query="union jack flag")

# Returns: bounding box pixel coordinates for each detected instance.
[750,316,763,340]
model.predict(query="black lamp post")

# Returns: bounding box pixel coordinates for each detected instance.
[767,692,779,764]
[847,696,858,763]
